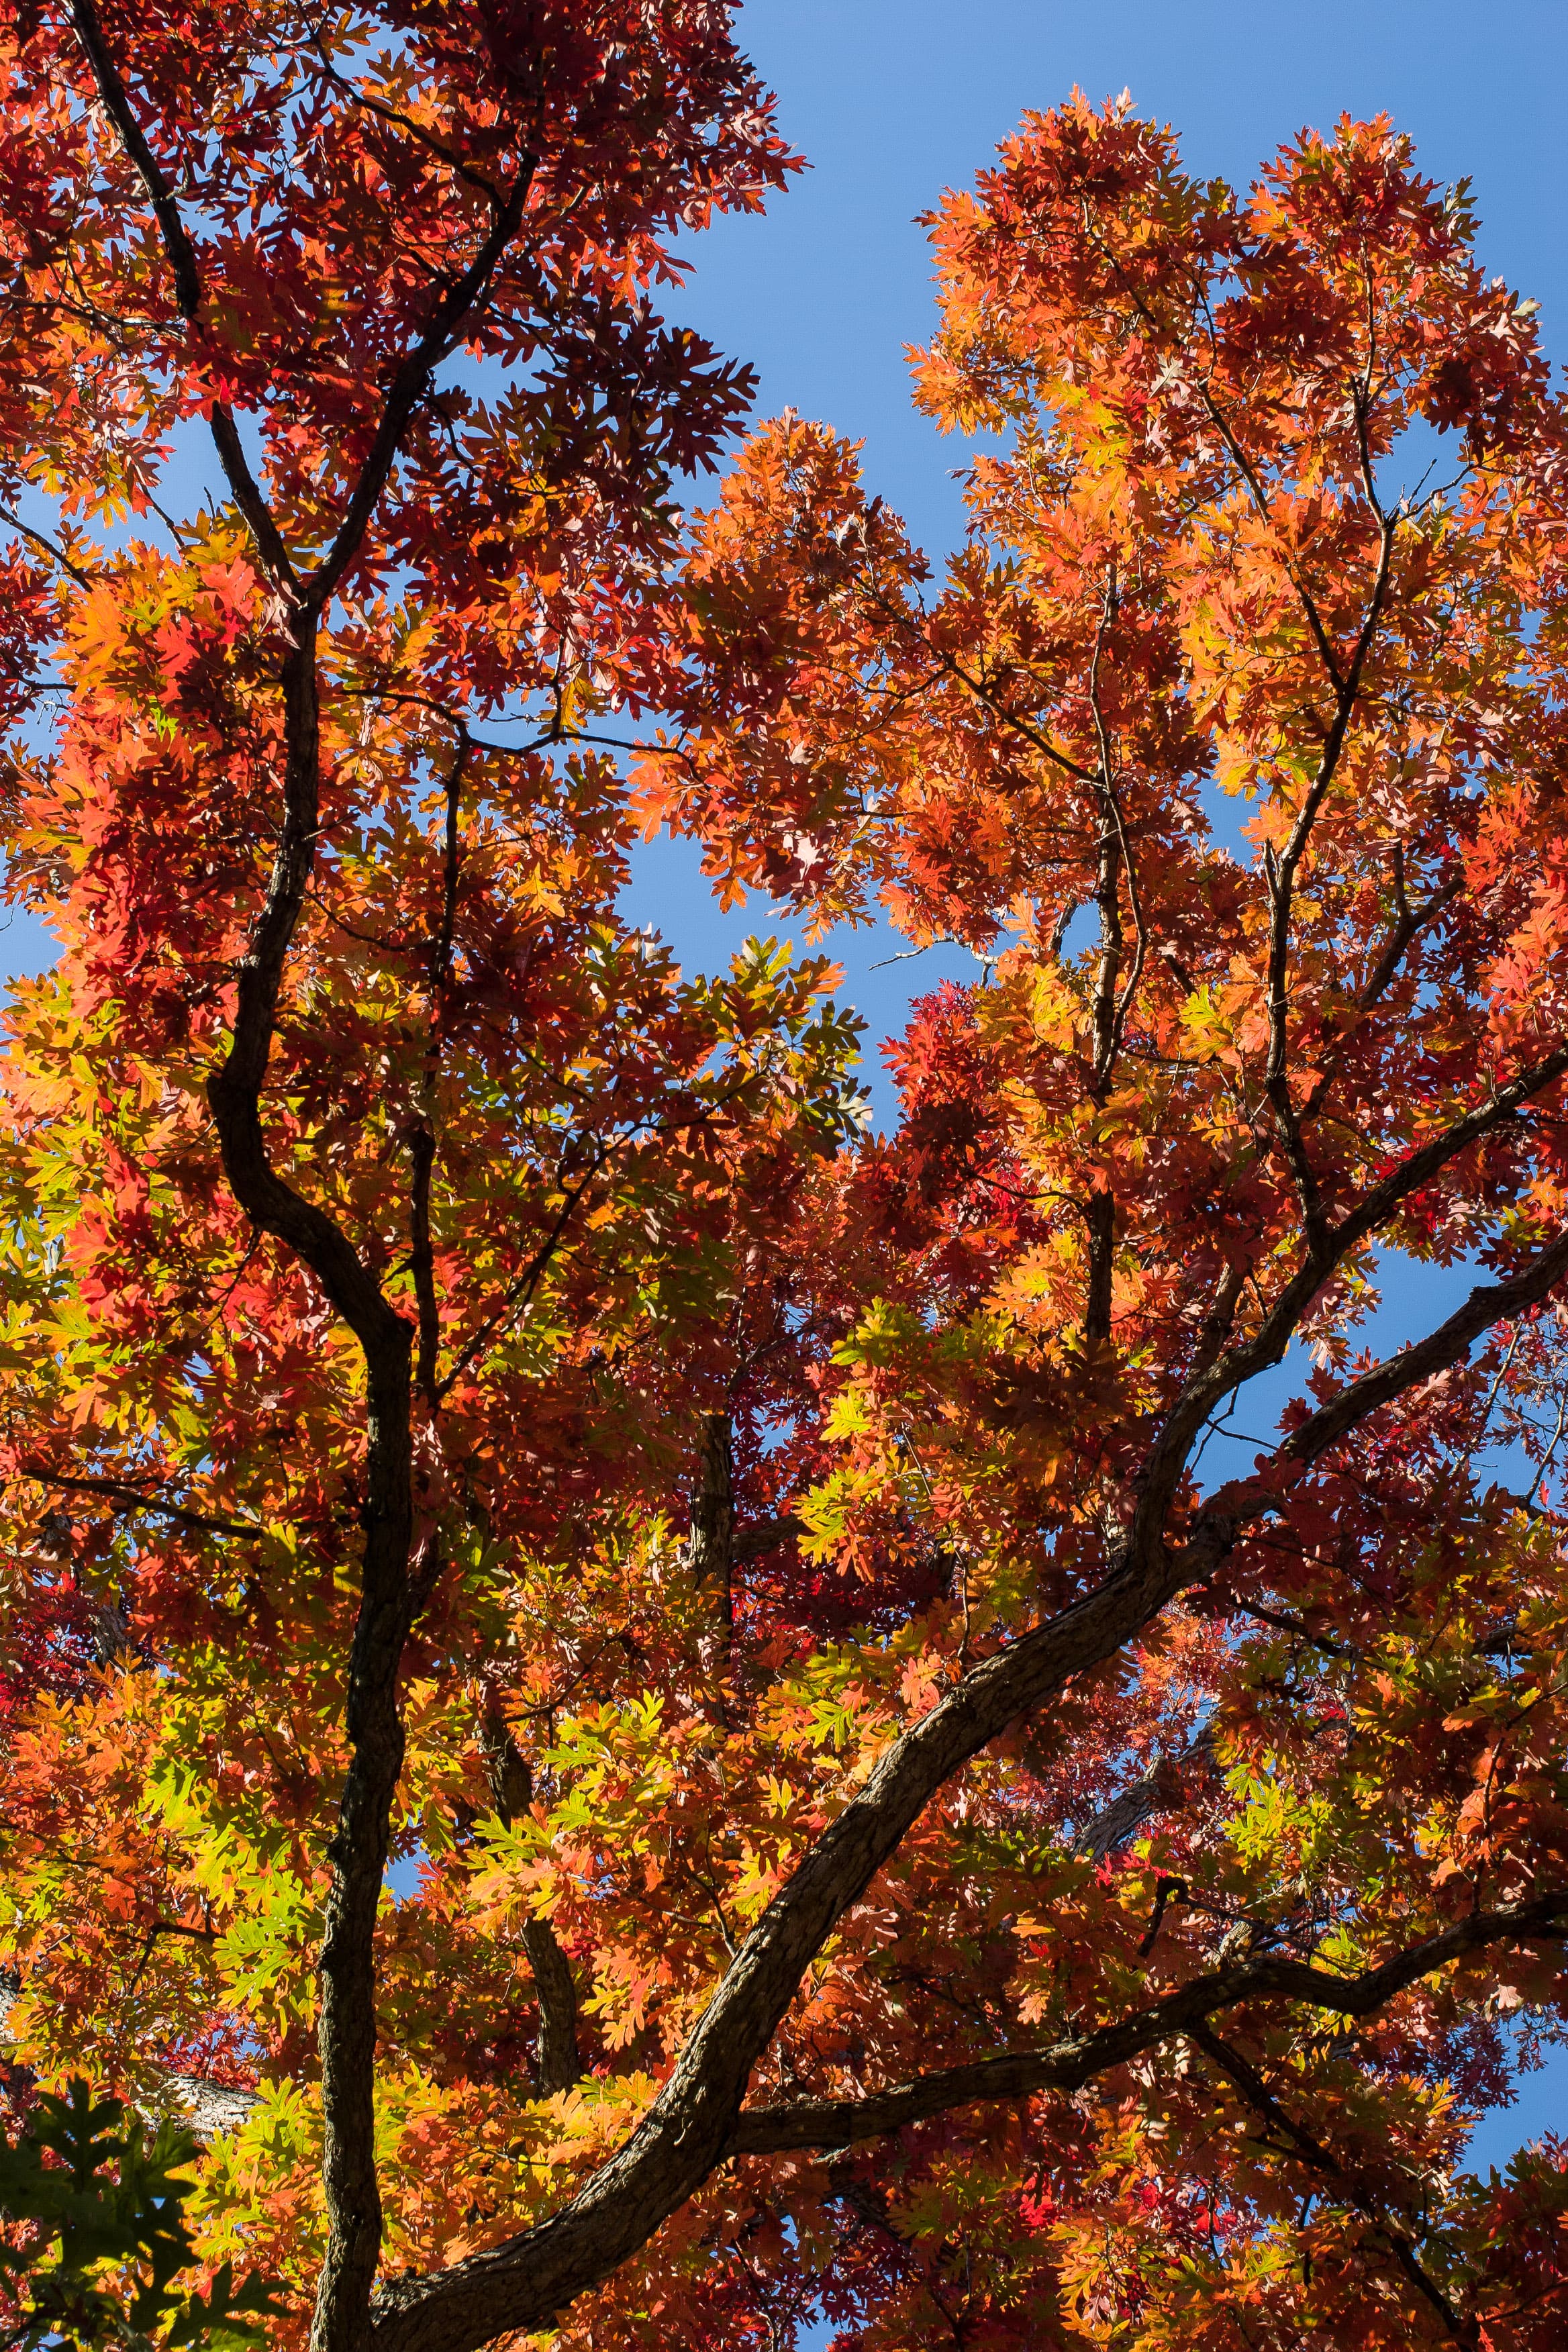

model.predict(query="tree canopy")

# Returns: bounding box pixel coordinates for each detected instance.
[0,10,1565,2351]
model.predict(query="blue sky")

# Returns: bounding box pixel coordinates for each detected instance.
[674,0,1568,560]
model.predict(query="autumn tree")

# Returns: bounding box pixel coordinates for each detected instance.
[0,16,1565,2351]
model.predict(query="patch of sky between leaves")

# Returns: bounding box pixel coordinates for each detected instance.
[1463,2019,1568,2173]
[0,901,55,983]
[1191,1245,1540,1498]
[384,1854,424,1904]
[619,826,981,1133]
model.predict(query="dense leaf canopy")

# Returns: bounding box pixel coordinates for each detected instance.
[0,11,1563,2352]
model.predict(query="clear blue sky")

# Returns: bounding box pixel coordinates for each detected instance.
[675,0,1568,565]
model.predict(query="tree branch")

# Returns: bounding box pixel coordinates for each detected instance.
[65,27,539,2352]
[1189,2022,1477,2347]
[1075,1728,1210,1863]
[477,1710,581,2098]
[732,1514,803,1564]
[305,173,534,614]
[369,1130,1568,2352]
[724,1889,1567,2159]
[1259,511,1398,1247]
[0,503,95,587]
[68,0,298,593]
[688,1411,736,1671]
[1139,1038,1568,1549]
[1300,863,1465,1122]
[410,728,468,1401]
[1279,1226,1568,1473]
[1172,1222,1568,1586]
[434,1154,605,1404]
[19,1465,259,1538]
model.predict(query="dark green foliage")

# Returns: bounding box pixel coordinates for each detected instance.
[0,2082,283,2351]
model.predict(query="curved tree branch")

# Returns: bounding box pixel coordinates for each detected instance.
[724,1889,1567,2157]
[1138,1039,1568,1551]
[19,1465,260,1538]
[66,25,538,2352]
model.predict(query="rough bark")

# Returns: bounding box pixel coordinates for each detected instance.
[1075,1741,1202,1863]
[688,1412,736,1628]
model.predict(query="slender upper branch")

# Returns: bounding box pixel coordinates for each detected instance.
[1300,862,1465,1122]
[1190,2022,1476,2347]
[1137,1036,1568,1547]
[1259,508,1398,1239]
[305,173,534,614]
[1277,1225,1568,1471]
[21,1465,258,1538]
[411,728,470,1398]
[0,503,95,586]
[67,0,299,593]
[433,1153,605,1404]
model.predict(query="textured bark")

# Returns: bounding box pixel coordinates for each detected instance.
[1075,1759,1182,1863]
[520,1921,582,2100]
[688,1414,736,1614]
[372,1555,1206,2352]
[732,1512,803,1563]
[308,1354,415,2352]
[191,622,418,2352]
[1075,1725,1214,1862]
[0,1976,254,2139]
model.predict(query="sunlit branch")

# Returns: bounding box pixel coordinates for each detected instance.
[1141,1038,1568,1542]
[0,503,95,586]
[1300,861,1465,1122]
